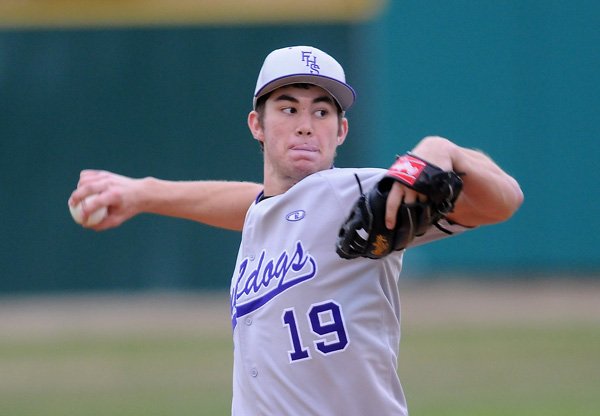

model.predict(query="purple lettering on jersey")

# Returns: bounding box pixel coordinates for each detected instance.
[230,241,317,329]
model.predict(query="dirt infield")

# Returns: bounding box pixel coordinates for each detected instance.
[1,278,599,339]
[398,278,600,329]
[0,291,231,340]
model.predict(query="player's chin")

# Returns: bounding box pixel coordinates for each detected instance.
[288,159,324,179]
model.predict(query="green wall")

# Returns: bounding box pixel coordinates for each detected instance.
[1,1,598,293]
[374,1,599,275]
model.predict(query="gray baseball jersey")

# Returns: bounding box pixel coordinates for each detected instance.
[229,167,466,415]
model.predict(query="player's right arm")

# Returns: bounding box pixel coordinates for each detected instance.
[68,170,262,232]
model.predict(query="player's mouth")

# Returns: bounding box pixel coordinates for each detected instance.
[289,144,319,153]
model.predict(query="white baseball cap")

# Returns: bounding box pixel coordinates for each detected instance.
[253,46,356,111]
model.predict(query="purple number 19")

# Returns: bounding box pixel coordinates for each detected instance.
[282,300,349,363]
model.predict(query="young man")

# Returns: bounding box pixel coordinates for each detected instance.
[69,46,523,415]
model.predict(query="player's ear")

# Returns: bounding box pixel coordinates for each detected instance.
[248,110,264,143]
[336,117,349,145]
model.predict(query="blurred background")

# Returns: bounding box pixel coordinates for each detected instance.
[1,1,599,415]
[1,0,599,293]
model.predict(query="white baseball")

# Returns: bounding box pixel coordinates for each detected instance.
[69,194,108,227]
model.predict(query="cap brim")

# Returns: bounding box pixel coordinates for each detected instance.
[253,74,356,111]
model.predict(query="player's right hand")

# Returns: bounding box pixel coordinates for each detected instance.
[68,170,143,231]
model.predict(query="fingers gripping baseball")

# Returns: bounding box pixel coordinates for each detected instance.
[68,170,141,230]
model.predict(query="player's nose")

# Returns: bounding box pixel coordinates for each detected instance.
[295,113,313,136]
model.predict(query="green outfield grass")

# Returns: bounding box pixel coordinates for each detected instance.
[399,325,600,416]
[0,334,233,416]
[1,283,598,416]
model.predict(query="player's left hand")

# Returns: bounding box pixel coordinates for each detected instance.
[385,184,426,230]
[336,150,463,260]
[385,137,456,229]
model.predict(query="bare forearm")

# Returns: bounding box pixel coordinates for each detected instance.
[140,178,262,230]
[69,170,262,231]
[411,136,524,227]
[448,147,523,225]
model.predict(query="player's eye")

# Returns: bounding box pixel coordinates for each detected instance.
[314,109,329,118]
[282,107,297,114]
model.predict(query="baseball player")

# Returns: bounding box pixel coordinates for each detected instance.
[69,46,523,415]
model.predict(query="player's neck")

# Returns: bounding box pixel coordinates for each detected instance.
[263,177,296,197]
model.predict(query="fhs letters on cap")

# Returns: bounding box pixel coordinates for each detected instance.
[253,46,356,111]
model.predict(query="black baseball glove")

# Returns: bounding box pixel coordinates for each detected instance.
[336,153,463,260]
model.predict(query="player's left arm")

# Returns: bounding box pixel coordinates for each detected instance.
[386,136,524,228]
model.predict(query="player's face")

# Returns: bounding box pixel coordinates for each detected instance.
[248,85,348,193]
